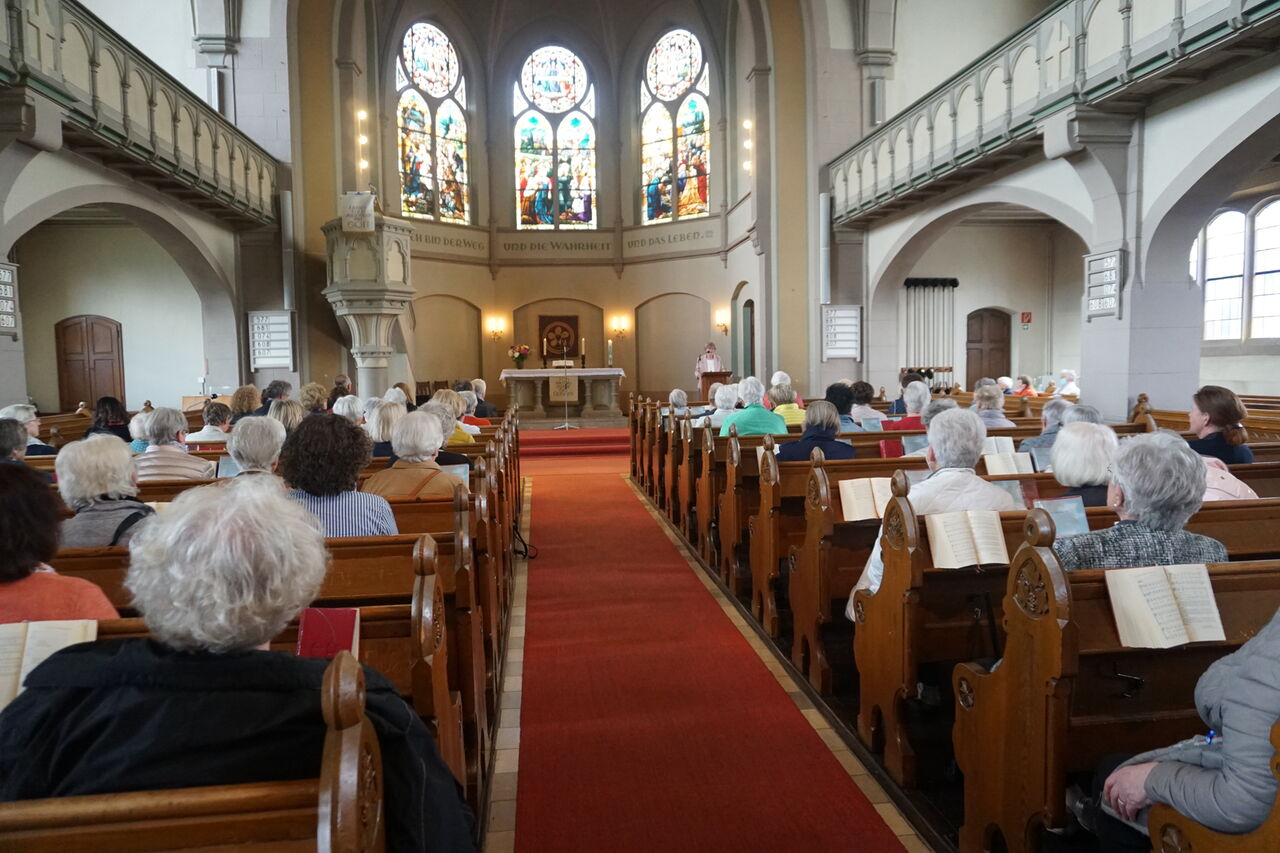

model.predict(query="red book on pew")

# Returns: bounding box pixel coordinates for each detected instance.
[879,439,905,458]
[296,608,361,658]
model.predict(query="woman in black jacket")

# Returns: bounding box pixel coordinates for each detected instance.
[0,475,474,852]
[83,396,132,443]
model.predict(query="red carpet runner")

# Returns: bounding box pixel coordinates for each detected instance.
[519,427,630,458]
[515,459,906,851]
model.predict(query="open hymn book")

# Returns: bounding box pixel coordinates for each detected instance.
[1104,564,1226,649]
[923,511,1010,569]
[839,477,894,521]
[0,620,97,710]
[983,451,1035,475]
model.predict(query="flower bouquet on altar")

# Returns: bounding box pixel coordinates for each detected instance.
[508,344,531,368]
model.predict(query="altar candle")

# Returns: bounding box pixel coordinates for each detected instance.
[607,338,613,366]
[581,337,585,353]
[542,338,547,356]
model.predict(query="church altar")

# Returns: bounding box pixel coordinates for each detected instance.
[499,367,626,417]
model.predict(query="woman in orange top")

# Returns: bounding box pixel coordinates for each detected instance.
[0,463,118,624]
[1012,374,1039,397]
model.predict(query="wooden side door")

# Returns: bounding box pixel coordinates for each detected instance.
[56,315,124,412]
[965,308,1010,385]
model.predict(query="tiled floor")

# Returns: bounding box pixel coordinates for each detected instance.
[481,474,935,853]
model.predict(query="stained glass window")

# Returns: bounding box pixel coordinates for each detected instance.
[395,23,469,223]
[641,29,710,224]
[515,46,596,229]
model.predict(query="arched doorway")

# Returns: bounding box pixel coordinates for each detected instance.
[55,315,124,411]
[965,307,1010,384]
[742,299,756,377]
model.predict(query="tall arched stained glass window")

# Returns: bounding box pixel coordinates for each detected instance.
[395,23,469,223]
[514,46,596,229]
[641,29,710,224]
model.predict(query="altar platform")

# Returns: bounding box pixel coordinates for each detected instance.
[500,366,625,419]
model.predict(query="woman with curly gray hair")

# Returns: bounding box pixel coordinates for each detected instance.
[0,475,475,849]
[1052,430,1227,571]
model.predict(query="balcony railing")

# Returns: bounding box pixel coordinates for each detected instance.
[828,0,1280,226]
[0,0,277,225]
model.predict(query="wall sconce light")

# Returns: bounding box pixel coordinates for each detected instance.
[714,309,730,336]
[742,119,753,172]
[486,316,506,341]
[611,315,629,338]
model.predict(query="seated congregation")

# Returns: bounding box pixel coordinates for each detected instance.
[632,373,1280,853]
[0,376,518,852]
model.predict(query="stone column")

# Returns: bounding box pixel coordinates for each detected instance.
[321,215,414,396]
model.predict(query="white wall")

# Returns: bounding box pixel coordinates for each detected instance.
[1200,356,1280,395]
[14,223,206,411]
[884,0,1048,120]
[904,221,1084,387]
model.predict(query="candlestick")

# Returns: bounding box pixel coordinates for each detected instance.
[542,338,547,356]
[580,337,585,354]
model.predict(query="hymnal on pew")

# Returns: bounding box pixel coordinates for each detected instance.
[839,477,893,521]
[983,451,1034,475]
[923,511,1010,568]
[1104,564,1225,649]
[296,608,361,658]
[0,620,97,709]
[981,436,1015,456]
[901,435,928,454]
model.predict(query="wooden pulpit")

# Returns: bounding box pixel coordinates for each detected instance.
[699,371,732,400]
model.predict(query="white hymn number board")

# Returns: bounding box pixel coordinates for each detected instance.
[821,305,861,362]
[248,311,295,371]
[0,265,17,338]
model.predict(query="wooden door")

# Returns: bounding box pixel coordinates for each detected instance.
[56,315,124,412]
[965,308,1010,385]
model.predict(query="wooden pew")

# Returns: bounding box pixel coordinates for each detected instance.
[952,516,1280,853]
[854,481,1280,787]
[0,652,384,852]
[1146,723,1280,852]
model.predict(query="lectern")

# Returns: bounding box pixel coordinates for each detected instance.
[699,371,732,401]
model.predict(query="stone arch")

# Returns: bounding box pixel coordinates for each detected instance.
[865,189,1094,389]
[1142,87,1280,296]
[1,185,239,392]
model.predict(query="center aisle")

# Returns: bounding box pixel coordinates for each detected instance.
[511,457,912,851]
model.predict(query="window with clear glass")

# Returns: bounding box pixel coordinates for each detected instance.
[640,29,710,224]
[1201,211,1245,341]
[395,23,469,223]
[514,46,596,229]
[1252,200,1280,339]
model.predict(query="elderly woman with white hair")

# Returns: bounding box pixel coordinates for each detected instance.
[972,385,1017,429]
[883,381,931,432]
[766,370,805,410]
[0,403,56,456]
[718,376,786,437]
[1049,422,1118,507]
[707,384,741,430]
[226,415,286,476]
[1019,397,1073,452]
[361,412,467,499]
[127,410,152,453]
[0,475,475,847]
[1053,430,1226,572]
[848,408,1020,608]
[134,407,215,482]
[419,401,475,471]
[1058,369,1081,396]
[459,390,490,427]
[56,434,154,547]
[331,394,364,424]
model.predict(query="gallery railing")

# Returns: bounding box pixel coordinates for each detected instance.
[827,0,1280,226]
[0,0,277,225]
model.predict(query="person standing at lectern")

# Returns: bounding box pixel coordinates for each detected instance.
[694,342,723,383]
